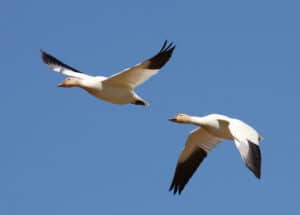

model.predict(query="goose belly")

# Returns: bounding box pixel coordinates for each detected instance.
[203,125,233,140]
[84,86,134,104]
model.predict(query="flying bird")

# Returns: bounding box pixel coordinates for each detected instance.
[41,41,175,106]
[168,113,262,195]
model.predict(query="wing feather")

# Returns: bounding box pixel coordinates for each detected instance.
[229,119,262,178]
[40,50,92,79]
[104,40,175,88]
[169,128,222,194]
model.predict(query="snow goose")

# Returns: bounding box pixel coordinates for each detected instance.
[168,113,263,194]
[40,41,175,106]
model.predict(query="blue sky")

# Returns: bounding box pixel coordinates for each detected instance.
[1,0,299,214]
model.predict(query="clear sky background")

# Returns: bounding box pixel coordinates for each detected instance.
[1,0,299,214]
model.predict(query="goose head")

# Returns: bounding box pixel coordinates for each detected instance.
[58,77,80,88]
[169,113,191,124]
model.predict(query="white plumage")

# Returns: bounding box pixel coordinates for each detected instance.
[168,113,262,194]
[41,40,175,106]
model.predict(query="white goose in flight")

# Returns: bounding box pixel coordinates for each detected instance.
[41,41,175,106]
[168,113,263,195]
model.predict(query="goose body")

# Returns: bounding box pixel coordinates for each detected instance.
[41,41,175,106]
[168,113,263,194]
[71,77,141,105]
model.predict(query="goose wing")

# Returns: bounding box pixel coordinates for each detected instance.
[169,128,222,195]
[228,119,262,179]
[40,50,92,79]
[103,40,175,89]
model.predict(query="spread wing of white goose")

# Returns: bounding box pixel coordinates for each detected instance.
[229,119,262,179]
[169,128,222,195]
[40,50,92,79]
[40,40,175,105]
[168,113,262,195]
[103,40,175,89]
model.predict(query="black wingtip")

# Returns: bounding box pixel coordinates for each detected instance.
[39,50,83,74]
[40,49,50,64]
[169,148,207,195]
[253,166,261,179]
[169,182,176,194]
[160,40,168,52]
[169,178,183,195]
[147,40,176,69]
[246,141,261,179]
[40,50,57,66]
[159,40,176,53]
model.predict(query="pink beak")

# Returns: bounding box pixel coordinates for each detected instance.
[57,82,64,87]
[168,117,177,122]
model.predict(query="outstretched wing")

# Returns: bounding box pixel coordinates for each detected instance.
[169,128,222,195]
[40,50,92,79]
[103,40,175,89]
[229,119,262,179]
